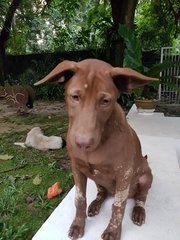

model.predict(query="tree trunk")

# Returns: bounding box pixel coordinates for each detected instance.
[109,0,138,66]
[0,47,5,85]
[0,0,22,86]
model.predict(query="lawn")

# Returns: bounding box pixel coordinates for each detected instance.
[0,101,73,240]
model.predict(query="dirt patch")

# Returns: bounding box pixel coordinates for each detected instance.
[156,104,180,117]
[0,99,67,134]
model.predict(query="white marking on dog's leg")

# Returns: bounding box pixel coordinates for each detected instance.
[106,186,130,232]
[109,207,123,230]
[75,186,86,206]
[114,187,130,207]
[135,200,145,208]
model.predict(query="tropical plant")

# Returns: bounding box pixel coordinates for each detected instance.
[119,24,174,76]
[118,24,177,100]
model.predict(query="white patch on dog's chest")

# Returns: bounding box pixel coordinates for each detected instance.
[124,167,133,180]
[93,169,100,176]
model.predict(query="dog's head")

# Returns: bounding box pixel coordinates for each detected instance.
[35,59,157,152]
[27,127,42,135]
[25,127,43,147]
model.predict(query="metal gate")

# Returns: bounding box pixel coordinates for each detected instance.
[159,47,180,104]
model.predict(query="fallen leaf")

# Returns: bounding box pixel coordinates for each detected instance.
[33,174,42,185]
[47,182,62,199]
[0,154,14,160]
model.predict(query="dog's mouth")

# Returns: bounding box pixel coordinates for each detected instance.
[76,143,99,152]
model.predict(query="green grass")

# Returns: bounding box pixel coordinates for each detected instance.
[0,114,73,240]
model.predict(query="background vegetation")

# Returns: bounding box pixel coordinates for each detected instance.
[0,0,179,55]
[0,0,179,95]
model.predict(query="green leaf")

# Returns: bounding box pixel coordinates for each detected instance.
[0,154,14,160]
[118,24,143,71]
[8,175,16,184]
[160,80,180,92]
[33,174,42,185]
[147,60,175,77]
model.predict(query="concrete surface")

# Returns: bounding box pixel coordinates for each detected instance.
[33,105,180,240]
[127,104,180,139]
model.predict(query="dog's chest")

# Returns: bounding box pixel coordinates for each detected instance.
[79,161,117,193]
[88,163,112,177]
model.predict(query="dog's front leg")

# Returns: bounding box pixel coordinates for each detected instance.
[102,168,132,240]
[68,169,87,240]
[101,185,130,240]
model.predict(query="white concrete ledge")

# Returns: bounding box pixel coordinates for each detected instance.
[127,104,180,139]
[33,107,180,240]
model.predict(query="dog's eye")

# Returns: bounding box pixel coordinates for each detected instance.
[71,94,80,102]
[100,98,110,106]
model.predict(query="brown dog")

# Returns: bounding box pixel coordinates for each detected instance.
[35,59,154,240]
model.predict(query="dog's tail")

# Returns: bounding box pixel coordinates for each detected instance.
[14,142,26,148]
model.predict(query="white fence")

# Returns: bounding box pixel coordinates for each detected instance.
[159,47,180,104]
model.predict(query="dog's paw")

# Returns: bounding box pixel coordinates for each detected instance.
[132,206,145,226]
[68,223,84,240]
[101,230,117,240]
[88,200,101,217]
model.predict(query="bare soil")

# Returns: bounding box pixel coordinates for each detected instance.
[0,99,67,134]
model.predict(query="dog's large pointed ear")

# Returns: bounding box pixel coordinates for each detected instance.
[110,67,158,93]
[34,60,78,86]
